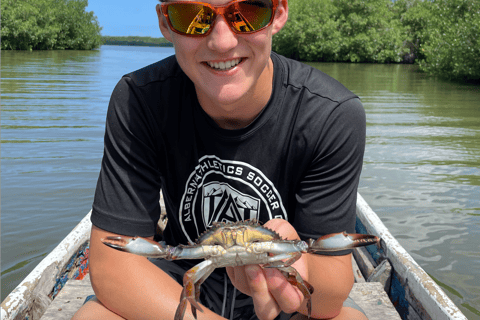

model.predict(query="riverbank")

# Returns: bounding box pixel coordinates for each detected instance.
[101,36,173,47]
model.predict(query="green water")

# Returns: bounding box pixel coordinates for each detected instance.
[1,47,479,319]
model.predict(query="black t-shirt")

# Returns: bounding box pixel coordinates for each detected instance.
[91,52,366,254]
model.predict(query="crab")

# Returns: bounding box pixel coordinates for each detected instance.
[102,220,379,320]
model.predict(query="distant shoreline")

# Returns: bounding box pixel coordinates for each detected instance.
[102,36,173,47]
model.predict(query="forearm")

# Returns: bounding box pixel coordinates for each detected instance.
[89,226,225,320]
[299,253,354,319]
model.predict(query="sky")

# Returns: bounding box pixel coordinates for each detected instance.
[86,0,163,37]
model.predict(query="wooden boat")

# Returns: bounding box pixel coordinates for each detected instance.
[1,193,467,320]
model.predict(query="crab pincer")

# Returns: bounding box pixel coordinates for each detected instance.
[102,236,176,259]
[307,232,379,253]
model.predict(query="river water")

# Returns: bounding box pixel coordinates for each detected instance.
[1,46,479,319]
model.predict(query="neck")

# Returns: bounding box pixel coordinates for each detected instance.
[213,118,256,130]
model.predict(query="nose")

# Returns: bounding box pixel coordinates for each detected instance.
[206,15,239,53]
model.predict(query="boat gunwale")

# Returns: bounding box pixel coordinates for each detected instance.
[355,193,466,320]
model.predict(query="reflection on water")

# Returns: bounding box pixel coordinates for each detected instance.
[1,48,479,318]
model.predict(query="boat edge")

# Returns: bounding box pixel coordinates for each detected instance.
[356,193,467,320]
[1,211,92,320]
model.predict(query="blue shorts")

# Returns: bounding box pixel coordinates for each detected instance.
[150,258,367,320]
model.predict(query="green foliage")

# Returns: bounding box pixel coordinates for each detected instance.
[273,0,408,63]
[102,36,173,47]
[272,0,339,61]
[1,0,102,50]
[273,0,480,82]
[335,0,407,63]
[416,0,480,81]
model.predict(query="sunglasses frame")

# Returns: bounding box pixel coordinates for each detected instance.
[160,0,279,37]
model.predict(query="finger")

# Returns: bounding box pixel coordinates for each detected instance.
[245,265,281,320]
[264,219,299,240]
[264,268,304,314]
[227,266,251,295]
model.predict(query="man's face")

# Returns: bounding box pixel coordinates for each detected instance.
[156,0,288,113]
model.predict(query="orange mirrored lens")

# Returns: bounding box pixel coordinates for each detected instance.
[168,3,215,35]
[227,1,273,32]
[164,0,274,36]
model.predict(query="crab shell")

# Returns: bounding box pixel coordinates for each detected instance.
[195,219,283,247]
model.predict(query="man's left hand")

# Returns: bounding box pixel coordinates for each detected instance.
[226,219,309,320]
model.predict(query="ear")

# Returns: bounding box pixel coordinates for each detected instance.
[156,4,173,43]
[271,0,288,35]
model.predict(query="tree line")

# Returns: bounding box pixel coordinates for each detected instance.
[1,0,102,50]
[272,0,480,81]
[2,0,478,81]
[101,36,173,47]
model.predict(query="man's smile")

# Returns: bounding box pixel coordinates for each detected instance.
[205,58,243,71]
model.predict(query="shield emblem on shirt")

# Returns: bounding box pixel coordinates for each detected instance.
[179,155,287,243]
[202,182,260,228]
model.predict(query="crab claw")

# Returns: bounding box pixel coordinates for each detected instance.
[102,236,175,259]
[308,232,379,253]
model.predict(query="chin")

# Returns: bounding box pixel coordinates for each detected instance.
[204,85,249,106]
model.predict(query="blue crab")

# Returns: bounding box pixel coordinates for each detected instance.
[102,220,379,320]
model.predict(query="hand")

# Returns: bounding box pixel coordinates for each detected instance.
[226,219,309,320]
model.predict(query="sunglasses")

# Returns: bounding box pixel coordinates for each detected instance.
[160,0,278,37]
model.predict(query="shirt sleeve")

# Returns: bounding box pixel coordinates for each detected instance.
[294,97,366,255]
[91,77,163,237]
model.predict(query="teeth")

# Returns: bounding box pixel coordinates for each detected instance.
[207,58,241,70]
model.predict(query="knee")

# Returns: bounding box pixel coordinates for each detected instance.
[289,306,368,320]
[343,306,368,319]
[72,297,116,320]
[71,298,97,320]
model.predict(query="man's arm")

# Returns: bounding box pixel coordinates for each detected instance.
[85,225,227,320]
[226,219,354,320]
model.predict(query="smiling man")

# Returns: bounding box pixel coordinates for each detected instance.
[73,0,368,319]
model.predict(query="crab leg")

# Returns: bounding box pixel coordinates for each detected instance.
[189,267,212,320]
[175,259,215,320]
[263,253,314,320]
[277,266,314,320]
[102,236,180,258]
[102,236,225,260]
[264,251,303,268]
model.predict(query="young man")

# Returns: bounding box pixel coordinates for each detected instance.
[74,0,367,319]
